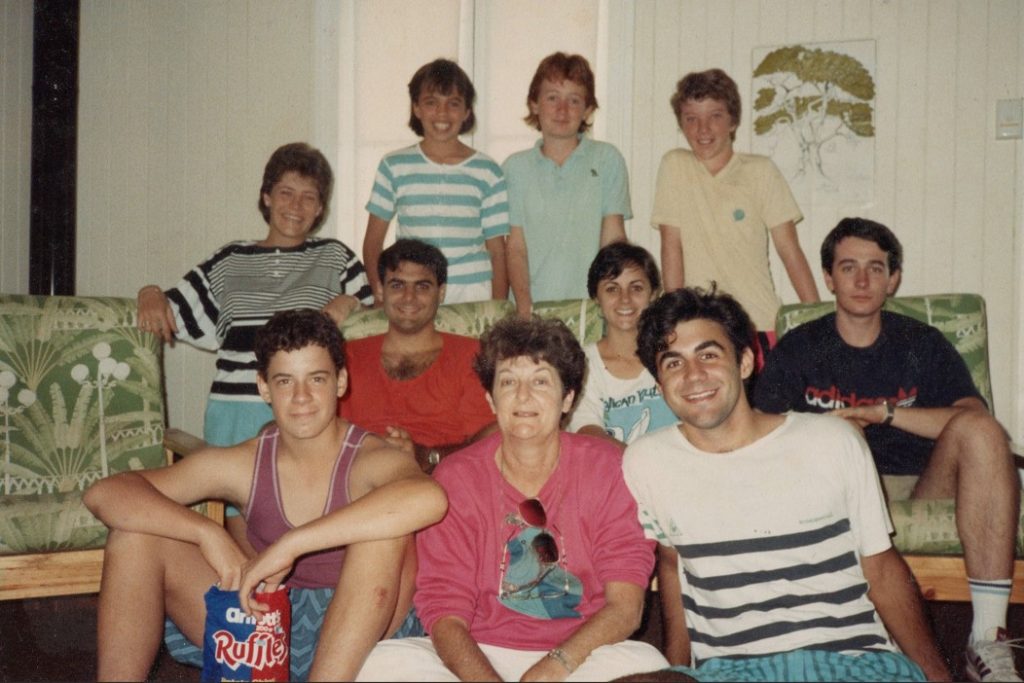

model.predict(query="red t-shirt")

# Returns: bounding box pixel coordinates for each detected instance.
[339,332,494,448]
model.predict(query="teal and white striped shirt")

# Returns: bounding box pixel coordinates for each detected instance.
[367,144,510,300]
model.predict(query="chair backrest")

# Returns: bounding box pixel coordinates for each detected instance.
[340,298,604,344]
[774,294,993,408]
[0,295,165,554]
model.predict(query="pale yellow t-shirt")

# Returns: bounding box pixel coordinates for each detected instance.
[651,149,802,330]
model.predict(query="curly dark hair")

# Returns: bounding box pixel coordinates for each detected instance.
[587,242,661,299]
[670,69,741,141]
[408,58,477,136]
[820,217,903,274]
[474,315,585,407]
[636,285,754,379]
[258,142,333,232]
[255,309,345,379]
[524,52,597,133]
[377,239,448,287]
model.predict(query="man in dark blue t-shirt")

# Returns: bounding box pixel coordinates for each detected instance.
[755,217,1019,682]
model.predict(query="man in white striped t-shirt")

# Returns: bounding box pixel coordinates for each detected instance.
[622,286,949,682]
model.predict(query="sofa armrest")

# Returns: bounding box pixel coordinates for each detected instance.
[163,428,207,460]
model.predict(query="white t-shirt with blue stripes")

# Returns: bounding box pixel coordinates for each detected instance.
[624,412,897,664]
[366,144,510,301]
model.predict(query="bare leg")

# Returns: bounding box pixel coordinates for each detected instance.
[385,534,418,637]
[912,410,1018,580]
[307,535,413,681]
[96,529,217,681]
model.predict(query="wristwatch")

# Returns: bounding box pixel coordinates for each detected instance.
[882,400,895,426]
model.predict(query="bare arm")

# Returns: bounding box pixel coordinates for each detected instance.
[383,422,498,474]
[520,581,646,681]
[430,616,503,682]
[600,214,627,247]
[769,221,820,303]
[830,396,987,441]
[658,225,684,292]
[363,214,391,306]
[322,294,363,325]
[83,448,251,587]
[486,235,509,299]
[136,285,178,343]
[861,548,951,681]
[657,545,690,666]
[506,225,532,318]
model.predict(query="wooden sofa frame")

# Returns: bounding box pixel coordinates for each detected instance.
[0,432,221,602]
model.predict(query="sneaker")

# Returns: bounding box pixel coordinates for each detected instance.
[966,628,1024,682]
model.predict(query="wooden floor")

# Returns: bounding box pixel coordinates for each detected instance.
[1,593,1022,681]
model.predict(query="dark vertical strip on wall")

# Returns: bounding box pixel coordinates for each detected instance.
[29,0,79,296]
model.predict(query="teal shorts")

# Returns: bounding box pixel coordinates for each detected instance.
[672,649,926,682]
[164,587,424,682]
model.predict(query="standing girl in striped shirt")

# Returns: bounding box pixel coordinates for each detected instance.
[363,59,510,305]
[135,142,373,548]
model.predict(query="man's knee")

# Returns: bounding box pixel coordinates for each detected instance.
[104,527,166,560]
[104,529,207,581]
[937,409,1009,459]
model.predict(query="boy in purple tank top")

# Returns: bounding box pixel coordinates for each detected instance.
[85,309,448,681]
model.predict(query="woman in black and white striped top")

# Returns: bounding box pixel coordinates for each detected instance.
[136,142,373,449]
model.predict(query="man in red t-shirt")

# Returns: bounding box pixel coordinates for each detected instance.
[340,239,495,471]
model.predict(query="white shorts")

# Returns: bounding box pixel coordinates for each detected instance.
[356,636,668,682]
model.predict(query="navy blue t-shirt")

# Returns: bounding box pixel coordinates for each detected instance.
[753,311,982,475]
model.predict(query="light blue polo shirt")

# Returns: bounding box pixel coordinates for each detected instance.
[504,137,632,301]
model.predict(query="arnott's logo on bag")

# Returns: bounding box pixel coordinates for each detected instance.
[212,630,288,671]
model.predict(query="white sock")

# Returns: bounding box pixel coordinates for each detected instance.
[969,577,1012,643]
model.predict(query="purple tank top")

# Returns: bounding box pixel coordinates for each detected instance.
[244,423,368,589]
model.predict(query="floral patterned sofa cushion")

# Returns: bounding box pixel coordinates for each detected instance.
[0,295,165,555]
[340,298,603,344]
[775,293,1023,556]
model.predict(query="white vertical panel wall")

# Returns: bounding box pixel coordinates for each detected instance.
[77,0,322,437]
[1,0,33,295]
[73,0,1024,441]
[619,0,1023,440]
[337,0,602,254]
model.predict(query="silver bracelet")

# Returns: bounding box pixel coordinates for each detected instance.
[547,647,578,673]
[882,399,895,426]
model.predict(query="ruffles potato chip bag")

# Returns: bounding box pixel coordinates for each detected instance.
[201,585,290,682]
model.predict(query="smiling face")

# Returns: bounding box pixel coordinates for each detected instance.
[380,260,445,336]
[655,318,754,440]
[824,236,901,321]
[257,344,346,440]
[678,97,736,171]
[488,356,575,443]
[412,89,471,144]
[530,79,594,141]
[261,171,323,247]
[595,265,655,335]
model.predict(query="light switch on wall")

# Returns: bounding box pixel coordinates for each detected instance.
[996,98,1023,140]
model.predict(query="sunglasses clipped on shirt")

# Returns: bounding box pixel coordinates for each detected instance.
[498,497,568,600]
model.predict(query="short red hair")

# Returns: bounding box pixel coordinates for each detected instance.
[524,52,598,133]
